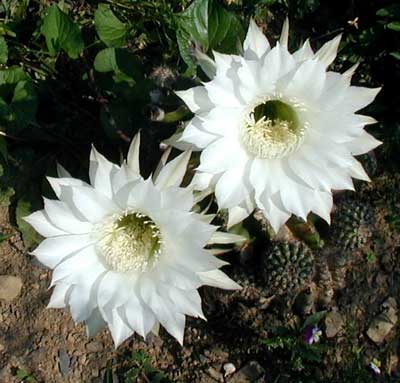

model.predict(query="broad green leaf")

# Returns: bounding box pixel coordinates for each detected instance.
[41,5,84,59]
[0,37,7,64]
[93,48,143,80]
[390,51,400,60]
[377,5,400,18]
[0,67,30,106]
[176,0,244,71]
[0,66,28,85]
[0,97,11,121]
[176,28,196,74]
[95,4,128,47]
[387,21,400,32]
[302,311,327,330]
[11,80,38,130]
[0,80,38,133]
[16,197,41,247]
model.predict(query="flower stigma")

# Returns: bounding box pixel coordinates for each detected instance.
[96,211,162,272]
[240,99,307,159]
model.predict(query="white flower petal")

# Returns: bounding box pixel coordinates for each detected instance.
[260,43,296,91]
[227,206,251,228]
[107,307,134,348]
[285,59,326,102]
[155,150,191,189]
[198,137,244,174]
[43,198,93,234]
[56,163,72,178]
[260,193,291,233]
[314,34,342,67]
[343,63,359,79]
[194,48,217,79]
[47,176,88,199]
[205,80,243,108]
[68,272,103,322]
[179,118,219,148]
[140,279,186,345]
[23,210,67,237]
[89,146,119,198]
[164,132,195,151]
[159,285,205,319]
[345,132,382,155]
[111,164,141,195]
[349,158,371,181]
[340,86,381,113]
[31,234,94,269]
[127,133,141,175]
[116,177,161,213]
[197,269,241,290]
[209,231,246,244]
[215,163,249,209]
[310,190,333,224]
[47,283,71,308]
[176,86,214,114]
[155,264,203,290]
[279,18,289,47]
[161,187,194,211]
[154,146,172,179]
[243,19,270,60]
[97,271,136,310]
[124,295,156,338]
[191,171,216,191]
[50,245,105,284]
[292,39,314,62]
[60,185,120,223]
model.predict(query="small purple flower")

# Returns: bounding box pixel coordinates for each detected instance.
[369,359,381,375]
[304,325,322,345]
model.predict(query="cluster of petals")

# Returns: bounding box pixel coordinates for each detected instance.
[25,134,241,347]
[174,19,381,231]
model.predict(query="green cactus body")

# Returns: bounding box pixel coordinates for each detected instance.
[332,201,372,260]
[262,241,314,296]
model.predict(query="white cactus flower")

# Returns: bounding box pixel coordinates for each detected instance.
[24,134,241,347]
[174,19,382,231]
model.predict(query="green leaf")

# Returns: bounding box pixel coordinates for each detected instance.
[94,48,143,80]
[0,67,28,84]
[390,51,400,60]
[387,21,400,31]
[176,0,244,71]
[16,196,41,248]
[302,311,327,330]
[176,28,196,74]
[0,37,8,64]
[95,4,128,47]
[377,5,400,18]
[0,66,28,97]
[41,5,84,59]
[15,369,30,379]
[10,80,38,130]
[0,81,37,130]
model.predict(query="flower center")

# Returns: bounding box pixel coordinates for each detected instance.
[240,100,306,159]
[96,211,162,272]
